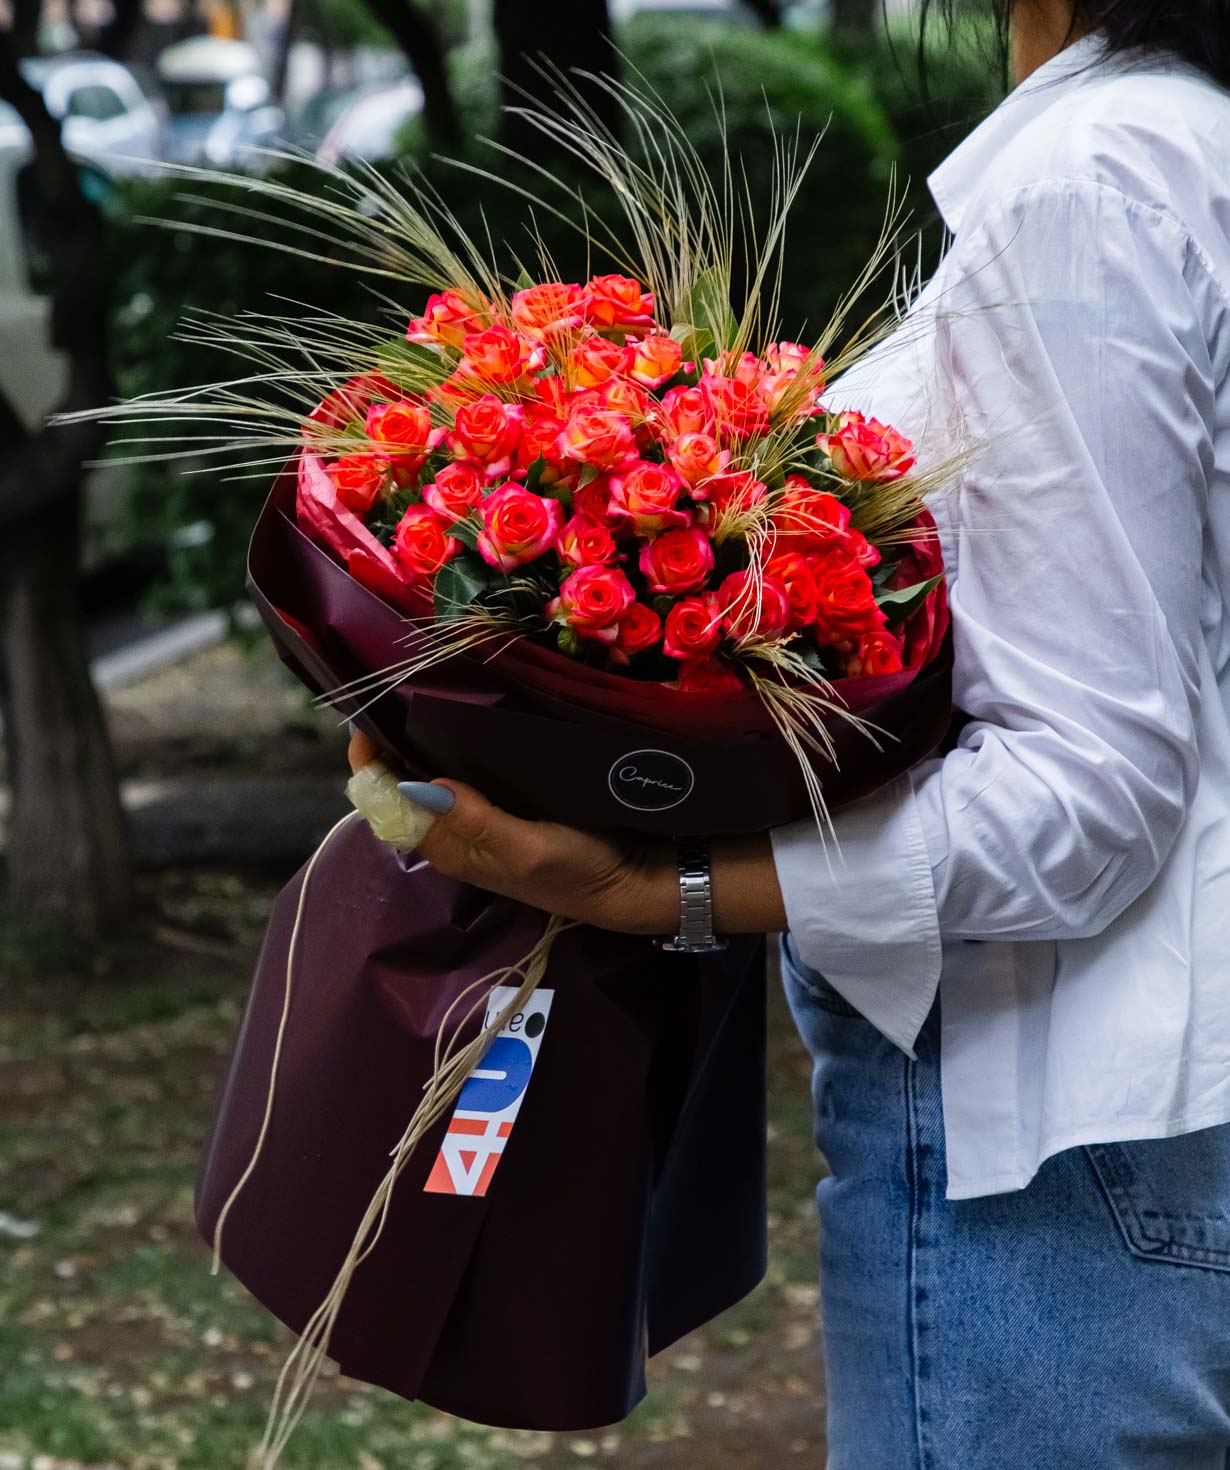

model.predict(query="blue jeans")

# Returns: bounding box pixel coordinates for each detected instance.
[781,935,1230,1469]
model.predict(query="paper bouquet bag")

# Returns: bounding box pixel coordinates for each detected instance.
[196,814,767,1431]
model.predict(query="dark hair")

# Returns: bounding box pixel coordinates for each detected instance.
[917,0,1230,91]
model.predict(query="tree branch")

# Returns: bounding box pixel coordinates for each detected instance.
[357,0,462,150]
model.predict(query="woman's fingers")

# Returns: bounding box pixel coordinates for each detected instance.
[347,728,381,775]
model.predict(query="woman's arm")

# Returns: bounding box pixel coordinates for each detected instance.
[346,730,786,935]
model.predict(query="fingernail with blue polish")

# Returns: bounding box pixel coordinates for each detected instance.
[398,781,455,814]
[347,719,360,737]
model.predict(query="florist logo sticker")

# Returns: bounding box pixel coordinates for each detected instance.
[608,748,695,813]
[424,986,554,1198]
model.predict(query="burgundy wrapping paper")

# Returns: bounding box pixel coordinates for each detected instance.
[196,818,767,1430]
[247,462,954,836]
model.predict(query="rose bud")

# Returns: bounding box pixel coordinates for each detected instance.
[556,513,619,568]
[663,593,723,661]
[392,505,461,580]
[558,403,639,470]
[583,273,655,332]
[700,372,772,441]
[477,484,565,572]
[327,453,385,514]
[610,601,662,664]
[811,551,889,643]
[422,461,486,523]
[639,525,716,595]
[449,394,524,478]
[818,411,916,482]
[511,281,584,340]
[407,290,488,349]
[547,564,636,643]
[457,324,545,387]
[660,384,714,438]
[667,431,729,492]
[772,480,853,550]
[571,334,631,389]
[608,461,690,536]
[720,569,791,644]
[764,551,820,629]
[627,333,683,389]
[844,629,904,677]
[673,656,744,695]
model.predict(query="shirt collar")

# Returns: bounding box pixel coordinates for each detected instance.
[928,33,1113,234]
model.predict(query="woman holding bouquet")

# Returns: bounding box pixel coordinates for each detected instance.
[350,0,1230,1461]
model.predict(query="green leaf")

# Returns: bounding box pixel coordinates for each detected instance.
[434,554,494,623]
[576,463,602,490]
[675,266,737,354]
[794,640,826,672]
[875,572,943,625]
[451,515,481,552]
[373,337,452,394]
[522,455,548,495]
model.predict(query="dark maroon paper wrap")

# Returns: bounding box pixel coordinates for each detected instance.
[196,456,953,1432]
[196,817,766,1429]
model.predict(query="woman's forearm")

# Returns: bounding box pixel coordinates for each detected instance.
[711,834,788,934]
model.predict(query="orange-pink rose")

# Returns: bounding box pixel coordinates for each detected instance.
[571,335,631,389]
[810,549,888,643]
[449,394,523,477]
[422,461,486,523]
[477,484,564,571]
[608,461,689,535]
[407,290,488,349]
[844,629,904,677]
[392,505,460,580]
[583,274,655,332]
[818,411,916,482]
[663,593,723,660]
[327,454,385,514]
[558,403,639,470]
[627,334,683,388]
[556,513,618,568]
[720,569,791,643]
[457,325,545,387]
[660,384,714,437]
[611,602,662,664]
[547,564,636,642]
[764,551,820,629]
[673,657,744,694]
[667,431,729,491]
[639,526,715,594]
[511,281,584,340]
[700,372,771,440]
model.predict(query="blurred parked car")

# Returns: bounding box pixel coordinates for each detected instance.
[17,52,165,174]
[156,37,283,167]
[316,78,423,165]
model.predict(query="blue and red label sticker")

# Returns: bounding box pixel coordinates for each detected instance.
[423,985,554,1198]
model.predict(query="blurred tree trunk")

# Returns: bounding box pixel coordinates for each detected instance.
[96,0,144,60]
[358,0,462,149]
[493,0,621,156]
[271,0,299,105]
[743,0,782,27]
[0,37,132,937]
[831,0,880,41]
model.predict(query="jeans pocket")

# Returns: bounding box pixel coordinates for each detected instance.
[781,937,864,1020]
[1086,1127,1230,1273]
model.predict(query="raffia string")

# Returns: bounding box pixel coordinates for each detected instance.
[204,771,568,1470]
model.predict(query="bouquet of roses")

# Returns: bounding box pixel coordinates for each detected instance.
[78,81,955,1465]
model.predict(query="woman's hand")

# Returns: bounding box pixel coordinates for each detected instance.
[347,731,680,935]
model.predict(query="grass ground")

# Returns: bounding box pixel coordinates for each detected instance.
[0,644,828,1470]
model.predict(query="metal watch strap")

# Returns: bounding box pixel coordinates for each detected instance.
[655,840,727,954]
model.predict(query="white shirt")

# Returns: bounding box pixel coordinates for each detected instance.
[772,36,1230,1200]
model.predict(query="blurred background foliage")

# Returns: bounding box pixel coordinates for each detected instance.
[109,9,997,615]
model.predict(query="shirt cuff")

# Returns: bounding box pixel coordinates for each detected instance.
[770,769,944,1057]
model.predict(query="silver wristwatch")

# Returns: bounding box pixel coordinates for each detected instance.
[655,840,728,954]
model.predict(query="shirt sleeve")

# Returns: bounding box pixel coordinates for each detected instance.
[773,178,1212,1056]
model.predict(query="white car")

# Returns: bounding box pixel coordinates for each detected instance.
[157,37,284,168]
[316,78,424,165]
[20,52,165,174]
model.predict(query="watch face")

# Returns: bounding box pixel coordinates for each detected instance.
[607,748,696,812]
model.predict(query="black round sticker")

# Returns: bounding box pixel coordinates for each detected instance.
[607,748,696,813]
